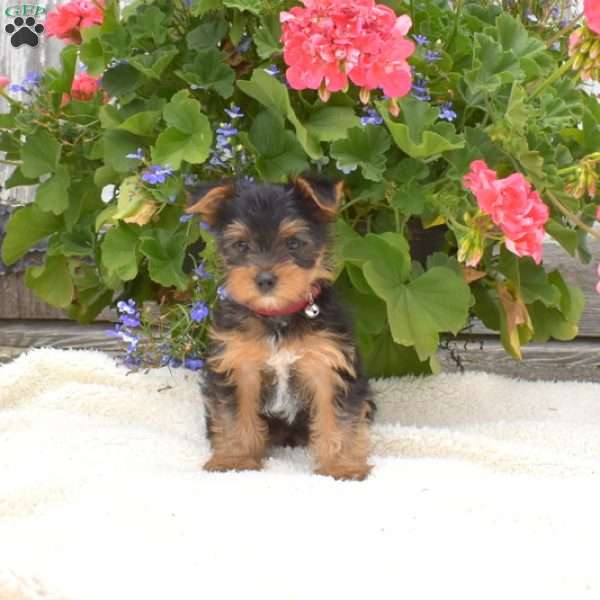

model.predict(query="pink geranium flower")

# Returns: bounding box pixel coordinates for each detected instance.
[280,0,415,100]
[0,76,10,90]
[463,160,550,264]
[71,72,101,100]
[62,72,106,105]
[45,0,104,44]
[585,0,600,36]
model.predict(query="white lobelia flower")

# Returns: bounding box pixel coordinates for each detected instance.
[101,184,116,203]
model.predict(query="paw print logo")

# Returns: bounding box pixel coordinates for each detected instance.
[5,16,45,48]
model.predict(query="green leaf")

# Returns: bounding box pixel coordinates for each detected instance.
[254,14,281,59]
[96,205,119,231]
[21,129,61,178]
[186,19,228,50]
[306,107,361,142]
[176,49,235,98]
[238,69,322,159]
[101,223,140,281]
[5,167,38,189]
[493,13,548,66]
[545,220,578,257]
[67,263,113,324]
[129,6,167,43]
[60,225,95,257]
[190,0,223,15]
[50,45,78,93]
[249,111,308,180]
[151,96,213,168]
[36,165,71,215]
[103,129,145,172]
[359,329,434,378]
[336,271,387,336]
[391,181,427,216]
[498,249,560,307]
[139,229,189,290]
[377,98,464,160]
[504,83,528,134]
[25,255,74,308]
[331,126,390,181]
[364,266,471,361]
[117,110,161,136]
[464,32,521,96]
[129,47,178,80]
[101,62,144,96]
[162,96,206,135]
[343,232,411,300]
[1,204,60,265]
[518,260,561,307]
[153,129,210,169]
[223,0,262,14]
[80,37,106,76]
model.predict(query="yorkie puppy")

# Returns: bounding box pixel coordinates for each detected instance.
[186,176,374,481]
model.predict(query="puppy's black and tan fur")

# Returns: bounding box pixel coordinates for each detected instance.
[186,176,374,481]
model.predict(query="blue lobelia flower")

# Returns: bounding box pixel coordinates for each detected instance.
[360,108,384,126]
[412,78,431,102]
[224,105,244,119]
[425,50,441,62]
[184,357,205,371]
[264,64,280,76]
[439,102,458,122]
[190,301,209,322]
[412,34,429,46]
[194,261,212,280]
[141,165,174,185]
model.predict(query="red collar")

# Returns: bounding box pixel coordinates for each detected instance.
[253,284,322,318]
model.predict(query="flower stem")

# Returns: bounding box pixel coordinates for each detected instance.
[446,0,463,51]
[556,165,580,175]
[528,55,576,99]
[545,189,600,242]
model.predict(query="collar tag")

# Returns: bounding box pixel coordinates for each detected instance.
[304,302,320,319]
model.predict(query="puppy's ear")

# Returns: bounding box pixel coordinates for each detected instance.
[185,181,234,225]
[291,175,344,220]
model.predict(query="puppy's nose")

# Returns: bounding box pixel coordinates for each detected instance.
[255,271,277,293]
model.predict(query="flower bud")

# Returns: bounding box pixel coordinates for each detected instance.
[387,97,400,117]
[318,83,331,103]
[589,38,600,60]
[359,87,371,104]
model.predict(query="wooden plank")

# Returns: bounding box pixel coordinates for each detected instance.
[439,336,600,383]
[0,319,119,354]
[1,320,599,383]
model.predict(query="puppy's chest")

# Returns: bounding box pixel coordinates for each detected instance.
[261,336,304,423]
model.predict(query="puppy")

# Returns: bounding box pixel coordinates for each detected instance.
[186,176,374,480]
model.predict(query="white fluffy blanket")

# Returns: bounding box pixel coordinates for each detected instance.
[0,348,599,600]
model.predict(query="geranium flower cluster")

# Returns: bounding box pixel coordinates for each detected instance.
[463,161,549,265]
[45,0,104,44]
[568,0,600,81]
[280,0,415,101]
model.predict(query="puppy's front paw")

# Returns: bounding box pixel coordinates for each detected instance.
[315,462,372,481]
[203,455,263,473]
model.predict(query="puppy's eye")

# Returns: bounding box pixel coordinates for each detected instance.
[234,240,250,254]
[286,237,304,251]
